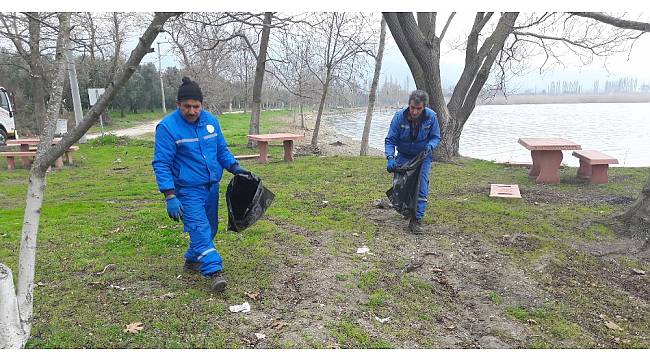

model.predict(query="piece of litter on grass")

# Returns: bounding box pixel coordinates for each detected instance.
[356,246,370,254]
[176,275,182,279]
[109,284,126,291]
[352,233,360,237]
[374,316,390,324]
[229,302,251,313]
[254,333,266,340]
[631,268,646,275]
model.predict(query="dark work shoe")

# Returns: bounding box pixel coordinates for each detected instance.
[409,218,424,234]
[210,271,227,293]
[183,259,201,273]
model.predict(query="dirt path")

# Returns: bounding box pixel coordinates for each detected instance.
[86,120,161,140]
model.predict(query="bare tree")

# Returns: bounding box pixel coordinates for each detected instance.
[266,18,320,129]
[384,12,641,162]
[360,16,386,156]
[0,12,59,134]
[248,12,273,147]
[308,12,374,147]
[0,12,179,349]
[569,12,650,230]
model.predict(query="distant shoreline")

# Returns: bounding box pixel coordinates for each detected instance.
[477,93,650,105]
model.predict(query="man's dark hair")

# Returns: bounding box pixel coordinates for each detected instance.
[409,90,429,106]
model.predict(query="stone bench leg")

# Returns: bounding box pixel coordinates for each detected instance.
[66,152,74,164]
[6,156,16,170]
[55,156,64,169]
[528,150,542,177]
[577,159,592,179]
[534,150,563,184]
[283,140,294,162]
[257,141,269,164]
[589,164,610,184]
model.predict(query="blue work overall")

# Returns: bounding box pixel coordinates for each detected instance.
[385,107,441,220]
[152,109,238,276]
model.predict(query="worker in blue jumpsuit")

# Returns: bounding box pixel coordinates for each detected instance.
[152,77,250,292]
[385,90,441,234]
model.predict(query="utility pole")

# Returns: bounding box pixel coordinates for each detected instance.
[66,46,86,143]
[157,42,166,114]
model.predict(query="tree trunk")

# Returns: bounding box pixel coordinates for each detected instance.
[311,74,331,147]
[384,12,518,162]
[0,12,69,349]
[299,102,305,129]
[360,17,386,156]
[0,264,25,348]
[28,13,46,135]
[248,12,272,148]
[0,12,179,349]
[618,170,650,227]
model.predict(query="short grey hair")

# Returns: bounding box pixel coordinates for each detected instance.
[408,90,429,106]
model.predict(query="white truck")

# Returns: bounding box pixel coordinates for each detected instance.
[0,86,18,145]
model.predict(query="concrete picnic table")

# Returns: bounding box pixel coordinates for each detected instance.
[3,137,77,169]
[246,133,304,163]
[518,137,582,184]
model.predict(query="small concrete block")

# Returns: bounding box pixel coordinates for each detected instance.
[490,184,522,199]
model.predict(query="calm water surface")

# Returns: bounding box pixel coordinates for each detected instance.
[325,102,650,167]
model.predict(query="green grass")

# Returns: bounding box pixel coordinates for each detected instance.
[0,109,648,348]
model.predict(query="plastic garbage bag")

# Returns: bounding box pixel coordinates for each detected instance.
[385,150,428,217]
[226,173,275,232]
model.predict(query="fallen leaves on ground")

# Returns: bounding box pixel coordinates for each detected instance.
[110,226,124,234]
[245,291,261,301]
[271,319,288,330]
[124,322,144,334]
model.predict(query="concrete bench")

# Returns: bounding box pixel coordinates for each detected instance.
[572,150,618,184]
[1,146,79,170]
[246,133,304,163]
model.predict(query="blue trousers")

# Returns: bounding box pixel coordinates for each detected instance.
[396,152,433,220]
[176,183,223,276]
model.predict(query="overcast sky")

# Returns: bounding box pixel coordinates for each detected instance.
[144,11,650,93]
[8,1,648,92]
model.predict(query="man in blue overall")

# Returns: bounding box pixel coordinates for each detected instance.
[152,77,250,292]
[385,90,441,234]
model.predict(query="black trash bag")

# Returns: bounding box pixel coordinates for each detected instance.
[385,150,428,217]
[226,173,275,232]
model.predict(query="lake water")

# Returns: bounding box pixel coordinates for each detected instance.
[325,102,650,167]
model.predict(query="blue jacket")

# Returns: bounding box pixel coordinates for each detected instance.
[385,107,441,158]
[152,109,238,192]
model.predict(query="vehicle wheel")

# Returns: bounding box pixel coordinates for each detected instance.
[0,128,7,146]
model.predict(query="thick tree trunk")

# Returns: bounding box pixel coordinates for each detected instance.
[384,12,518,162]
[248,12,272,148]
[618,170,650,227]
[311,74,331,147]
[0,12,69,349]
[0,12,179,349]
[0,264,25,348]
[360,17,386,156]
